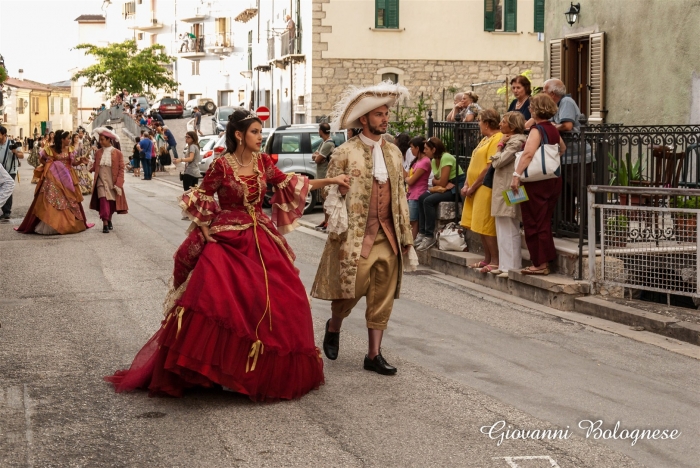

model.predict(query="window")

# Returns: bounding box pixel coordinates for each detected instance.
[485,0,517,32]
[272,134,301,153]
[215,18,231,46]
[137,32,144,40]
[18,99,25,114]
[50,97,55,114]
[60,97,64,114]
[549,32,606,123]
[122,1,136,18]
[32,97,39,112]
[376,0,399,29]
[192,60,200,76]
[382,72,398,83]
[534,0,545,33]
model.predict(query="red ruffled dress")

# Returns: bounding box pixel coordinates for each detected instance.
[105,152,324,401]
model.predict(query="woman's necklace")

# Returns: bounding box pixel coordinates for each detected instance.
[515,97,527,109]
[235,150,253,167]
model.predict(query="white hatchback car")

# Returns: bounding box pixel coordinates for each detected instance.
[199,134,227,176]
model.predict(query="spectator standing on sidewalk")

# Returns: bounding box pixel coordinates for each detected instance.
[173,131,202,204]
[131,137,141,178]
[0,125,24,220]
[312,123,336,231]
[137,131,154,180]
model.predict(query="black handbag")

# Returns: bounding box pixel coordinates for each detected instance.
[482,165,495,189]
[179,172,184,181]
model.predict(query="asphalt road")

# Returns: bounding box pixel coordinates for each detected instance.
[1,162,698,467]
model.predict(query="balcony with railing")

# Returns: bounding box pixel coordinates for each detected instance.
[204,32,233,55]
[267,30,303,67]
[129,11,163,31]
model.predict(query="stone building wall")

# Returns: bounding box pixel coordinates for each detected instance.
[311,58,544,121]
[311,0,544,124]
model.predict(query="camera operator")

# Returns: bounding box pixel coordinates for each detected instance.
[0,125,24,220]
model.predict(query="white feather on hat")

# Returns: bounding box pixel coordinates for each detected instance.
[92,126,120,142]
[329,81,409,131]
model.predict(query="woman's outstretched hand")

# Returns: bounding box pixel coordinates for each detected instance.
[334,175,350,195]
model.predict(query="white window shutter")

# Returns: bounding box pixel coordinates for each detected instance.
[588,32,606,123]
[549,39,564,80]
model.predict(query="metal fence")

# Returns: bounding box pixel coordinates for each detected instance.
[587,186,700,301]
[91,106,125,132]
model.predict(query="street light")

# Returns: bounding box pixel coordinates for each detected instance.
[565,2,581,26]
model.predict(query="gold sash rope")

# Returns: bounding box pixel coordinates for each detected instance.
[246,205,273,373]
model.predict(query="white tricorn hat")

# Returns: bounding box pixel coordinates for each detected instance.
[92,126,120,142]
[329,81,409,131]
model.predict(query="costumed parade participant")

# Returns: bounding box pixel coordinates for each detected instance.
[16,130,92,235]
[312,82,416,375]
[74,128,93,195]
[105,108,349,401]
[89,127,128,234]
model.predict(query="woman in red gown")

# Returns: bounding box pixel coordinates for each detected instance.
[106,109,348,401]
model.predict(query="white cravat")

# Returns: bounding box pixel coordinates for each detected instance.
[358,133,388,184]
[100,146,113,166]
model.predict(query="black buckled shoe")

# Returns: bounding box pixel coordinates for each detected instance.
[322,319,340,360]
[363,353,397,375]
[108,220,113,230]
[102,225,109,234]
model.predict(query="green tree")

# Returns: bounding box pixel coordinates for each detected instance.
[71,40,177,98]
[0,66,7,86]
[391,94,429,137]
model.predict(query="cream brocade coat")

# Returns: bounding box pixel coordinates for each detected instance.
[311,136,413,300]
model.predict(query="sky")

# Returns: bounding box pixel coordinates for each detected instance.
[0,0,103,84]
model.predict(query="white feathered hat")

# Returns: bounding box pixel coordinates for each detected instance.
[92,126,120,142]
[329,81,409,131]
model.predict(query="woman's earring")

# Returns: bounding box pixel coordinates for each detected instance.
[239,139,242,146]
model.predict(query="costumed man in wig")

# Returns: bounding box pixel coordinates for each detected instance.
[312,81,416,375]
[90,127,129,233]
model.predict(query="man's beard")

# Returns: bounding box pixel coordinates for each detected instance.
[368,122,386,136]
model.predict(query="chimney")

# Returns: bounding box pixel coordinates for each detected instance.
[18,69,23,80]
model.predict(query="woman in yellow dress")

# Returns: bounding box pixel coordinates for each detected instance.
[460,109,502,273]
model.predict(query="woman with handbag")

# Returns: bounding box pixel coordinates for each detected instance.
[510,94,566,275]
[415,137,465,251]
[460,109,502,273]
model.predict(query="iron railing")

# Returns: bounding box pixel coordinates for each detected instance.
[587,185,700,302]
[427,117,700,255]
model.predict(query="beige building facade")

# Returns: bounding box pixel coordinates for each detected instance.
[544,0,700,125]
[312,0,546,121]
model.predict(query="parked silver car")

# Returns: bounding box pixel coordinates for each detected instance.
[263,124,347,214]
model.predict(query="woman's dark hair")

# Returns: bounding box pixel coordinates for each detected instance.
[186,130,199,145]
[425,137,446,159]
[319,122,331,135]
[408,136,426,167]
[72,133,80,144]
[510,75,532,96]
[225,107,263,153]
[395,132,411,157]
[54,130,68,153]
[135,137,141,143]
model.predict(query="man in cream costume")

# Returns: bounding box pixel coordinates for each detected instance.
[311,82,414,375]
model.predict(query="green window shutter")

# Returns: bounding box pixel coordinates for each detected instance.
[376,0,385,28]
[505,0,517,32]
[484,0,495,31]
[534,0,545,33]
[386,0,399,28]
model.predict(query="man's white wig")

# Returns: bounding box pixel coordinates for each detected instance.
[329,81,409,132]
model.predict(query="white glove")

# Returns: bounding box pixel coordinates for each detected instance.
[114,186,123,196]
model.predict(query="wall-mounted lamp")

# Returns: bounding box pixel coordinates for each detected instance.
[565,3,581,26]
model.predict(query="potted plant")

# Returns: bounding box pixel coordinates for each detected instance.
[608,152,647,205]
[673,196,700,243]
[605,214,629,247]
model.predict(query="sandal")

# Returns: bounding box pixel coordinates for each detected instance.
[521,266,550,275]
[479,264,500,274]
[470,261,488,269]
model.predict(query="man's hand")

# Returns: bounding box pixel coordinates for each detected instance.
[312,152,325,164]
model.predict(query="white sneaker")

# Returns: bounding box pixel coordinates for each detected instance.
[415,237,436,251]
[414,233,426,244]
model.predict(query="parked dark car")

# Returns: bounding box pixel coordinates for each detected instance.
[152,97,183,118]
